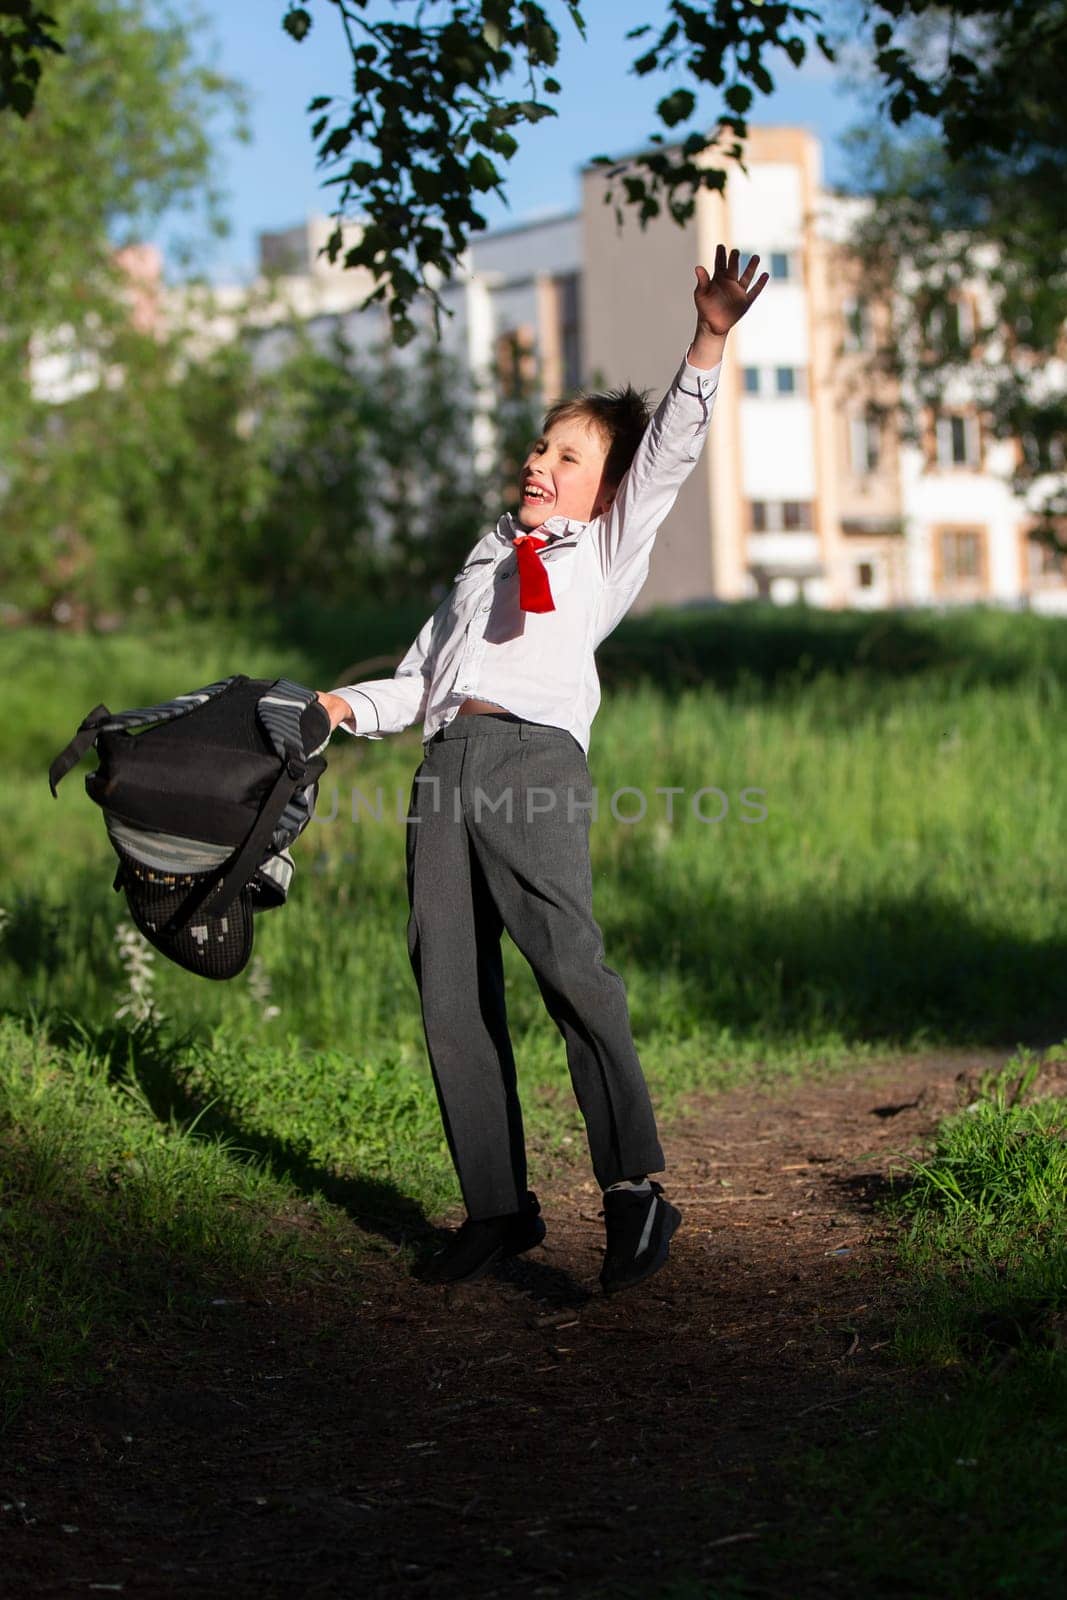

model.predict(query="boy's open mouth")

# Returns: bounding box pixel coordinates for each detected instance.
[522,482,553,505]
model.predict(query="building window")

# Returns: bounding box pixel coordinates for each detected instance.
[770,251,794,281]
[950,297,975,347]
[843,297,872,352]
[936,413,980,469]
[940,528,983,584]
[857,561,875,590]
[782,501,813,531]
[555,273,581,393]
[850,414,881,473]
[927,295,975,351]
[775,366,797,395]
[1028,536,1067,581]
[742,366,761,395]
[749,501,814,534]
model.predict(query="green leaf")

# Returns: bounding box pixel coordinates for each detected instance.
[890,89,912,125]
[514,100,556,125]
[724,83,752,115]
[282,7,312,44]
[468,152,499,191]
[657,88,696,128]
[411,167,446,204]
[391,314,418,347]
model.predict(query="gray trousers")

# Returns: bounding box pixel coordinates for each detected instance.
[404,712,665,1220]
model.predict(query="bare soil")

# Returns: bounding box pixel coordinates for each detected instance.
[3,1050,1009,1599]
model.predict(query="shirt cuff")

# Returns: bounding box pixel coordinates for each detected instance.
[333,687,385,740]
[679,352,722,394]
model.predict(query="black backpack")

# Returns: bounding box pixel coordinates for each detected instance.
[48,675,331,980]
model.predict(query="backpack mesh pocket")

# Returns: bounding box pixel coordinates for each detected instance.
[116,850,255,980]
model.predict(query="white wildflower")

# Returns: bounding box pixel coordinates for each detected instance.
[114,921,160,1024]
[247,956,280,1021]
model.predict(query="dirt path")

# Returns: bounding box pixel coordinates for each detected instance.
[4,1049,1008,1599]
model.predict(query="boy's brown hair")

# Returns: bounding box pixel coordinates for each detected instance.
[542,384,652,490]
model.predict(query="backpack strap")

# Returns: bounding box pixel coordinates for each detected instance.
[256,679,330,762]
[160,747,328,937]
[48,704,113,796]
[48,677,240,797]
[255,678,332,849]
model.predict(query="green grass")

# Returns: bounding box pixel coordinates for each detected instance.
[889,1052,1067,1368]
[1,605,1066,1431]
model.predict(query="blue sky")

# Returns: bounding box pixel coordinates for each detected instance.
[162,0,869,283]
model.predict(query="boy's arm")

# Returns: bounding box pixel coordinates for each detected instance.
[592,349,721,592]
[594,248,768,593]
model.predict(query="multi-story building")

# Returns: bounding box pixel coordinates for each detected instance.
[269,126,1063,615]
[578,127,1066,615]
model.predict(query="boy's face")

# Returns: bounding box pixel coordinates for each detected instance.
[517,416,615,530]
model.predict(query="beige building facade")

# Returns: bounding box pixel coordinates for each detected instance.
[579,127,1065,616]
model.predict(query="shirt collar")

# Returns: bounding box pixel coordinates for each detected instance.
[498,511,589,546]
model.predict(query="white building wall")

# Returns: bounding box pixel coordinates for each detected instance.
[740,399,817,497]
[468,213,580,281]
[729,163,806,252]
[733,285,810,367]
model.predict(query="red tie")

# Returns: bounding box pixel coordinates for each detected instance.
[513,532,556,613]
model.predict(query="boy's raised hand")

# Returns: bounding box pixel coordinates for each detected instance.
[694,246,769,335]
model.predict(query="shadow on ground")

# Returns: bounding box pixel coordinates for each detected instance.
[4,1049,1028,1599]
[608,877,1067,1051]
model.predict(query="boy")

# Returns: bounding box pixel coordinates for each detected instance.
[318,246,767,1292]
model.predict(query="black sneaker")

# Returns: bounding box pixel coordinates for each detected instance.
[600,1181,681,1295]
[421,1190,546,1285]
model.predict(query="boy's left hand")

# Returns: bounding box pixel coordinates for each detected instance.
[694,245,769,335]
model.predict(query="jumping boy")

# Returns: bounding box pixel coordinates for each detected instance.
[317,246,767,1292]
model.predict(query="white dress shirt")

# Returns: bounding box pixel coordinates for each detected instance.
[334,352,721,756]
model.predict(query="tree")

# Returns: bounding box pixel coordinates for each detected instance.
[0,0,246,417]
[839,1,1066,536]
[249,320,495,607]
[0,303,529,624]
